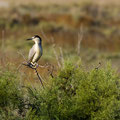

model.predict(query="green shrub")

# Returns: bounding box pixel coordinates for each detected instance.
[26,62,120,120]
[0,67,25,120]
[0,62,119,120]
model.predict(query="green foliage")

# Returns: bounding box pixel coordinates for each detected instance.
[0,67,25,120]
[0,62,119,120]
[26,62,120,120]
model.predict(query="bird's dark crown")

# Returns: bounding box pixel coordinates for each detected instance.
[34,35,42,40]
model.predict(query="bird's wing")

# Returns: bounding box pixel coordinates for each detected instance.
[28,45,36,62]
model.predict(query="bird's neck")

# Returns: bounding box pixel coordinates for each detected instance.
[35,41,41,45]
[34,42,42,51]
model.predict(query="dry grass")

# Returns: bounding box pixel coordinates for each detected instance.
[1,0,120,7]
[0,0,120,51]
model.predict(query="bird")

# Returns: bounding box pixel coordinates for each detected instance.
[26,35,43,68]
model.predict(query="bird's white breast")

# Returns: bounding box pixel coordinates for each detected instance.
[35,44,42,55]
[32,43,42,63]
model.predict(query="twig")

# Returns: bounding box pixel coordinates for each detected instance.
[95,62,101,70]
[17,51,45,88]
[22,62,45,89]
[1,30,5,65]
[59,47,64,68]
[17,51,27,61]
[34,68,44,89]
[39,63,55,78]
[77,25,83,56]
[17,61,27,71]
[52,43,61,68]
[40,29,49,43]
[2,30,5,50]
[17,51,29,71]
[47,64,55,78]
[38,63,50,68]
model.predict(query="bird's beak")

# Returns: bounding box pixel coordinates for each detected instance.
[26,38,32,41]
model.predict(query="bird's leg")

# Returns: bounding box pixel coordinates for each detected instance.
[36,63,39,69]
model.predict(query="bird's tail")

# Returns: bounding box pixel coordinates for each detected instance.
[26,62,32,66]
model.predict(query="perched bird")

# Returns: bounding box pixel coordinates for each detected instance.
[27,35,43,68]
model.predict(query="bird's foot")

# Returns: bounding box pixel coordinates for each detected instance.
[29,62,38,69]
[36,63,39,69]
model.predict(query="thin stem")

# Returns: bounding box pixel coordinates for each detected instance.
[77,25,83,56]
[34,68,44,89]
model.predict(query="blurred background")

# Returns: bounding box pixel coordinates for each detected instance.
[0,0,120,76]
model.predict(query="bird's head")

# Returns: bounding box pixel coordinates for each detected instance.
[27,35,42,44]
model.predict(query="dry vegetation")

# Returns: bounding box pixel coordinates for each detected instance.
[2,0,120,6]
[0,0,120,50]
[0,0,120,80]
[0,2,119,83]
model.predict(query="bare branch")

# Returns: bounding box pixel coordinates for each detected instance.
[17,51,28,71]
[47,64,55,78]
[1,30,6,66]
[34,68,44,89]
[21,63,45,89]
[95,62,101,70]
[53,44,61,68]
[17,51,28,62]
[17,61,27,71]
[59,47,64,68]
[51,37,61,68]
[17,50,45,88]
[40,29,49,42]
[2,30,5,50]
[77,25,84,56]
[38,63,50,68]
